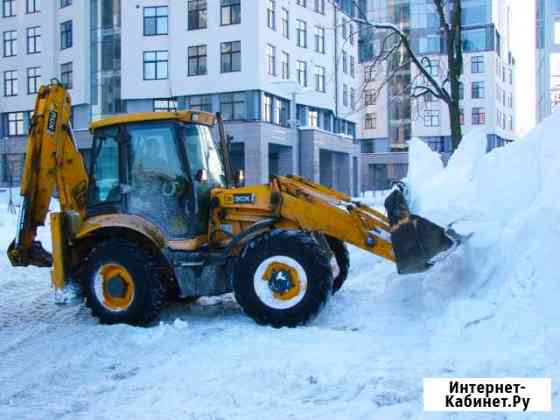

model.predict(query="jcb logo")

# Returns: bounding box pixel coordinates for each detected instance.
[47,111,58,134]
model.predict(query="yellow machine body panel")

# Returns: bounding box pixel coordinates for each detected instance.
[75,214,167,249]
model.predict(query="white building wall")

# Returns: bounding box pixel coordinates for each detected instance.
[0,1,89,115]
[120,0,359,127]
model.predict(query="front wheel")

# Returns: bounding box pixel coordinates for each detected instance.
[80,238,168,326]
[233,230,333,328]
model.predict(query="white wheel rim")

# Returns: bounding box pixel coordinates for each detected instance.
[93,265,135,313]
[253,256,308,310]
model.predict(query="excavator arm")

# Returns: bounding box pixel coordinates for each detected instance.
[212,175,457,275]
[7,82,88,270]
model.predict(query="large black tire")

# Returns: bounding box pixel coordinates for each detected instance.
[325,236,350,294]
[80,238,168,326]
[233,230,333,328]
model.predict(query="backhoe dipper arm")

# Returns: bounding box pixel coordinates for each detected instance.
[7,82,89,268]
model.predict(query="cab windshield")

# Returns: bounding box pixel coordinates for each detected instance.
[181,123,226,188]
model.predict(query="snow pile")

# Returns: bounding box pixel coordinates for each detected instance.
[406,110,560,394]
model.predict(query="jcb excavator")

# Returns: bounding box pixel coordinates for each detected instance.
[7,82,459,327]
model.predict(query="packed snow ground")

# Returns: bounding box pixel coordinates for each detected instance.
[1,113,559,419]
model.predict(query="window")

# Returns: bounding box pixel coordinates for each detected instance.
[60,20,72,50]
[460,108,464,125]
[314,0,324,14]
[343,84,348,106]
[221,41,241,73]
[471,81,485,99]
[267,0,276,30]
[296,0,306,6]
[472,107,485,125]
[4,70,17,96]
[349,23,355,45]
[424,110,440,127]
[188,45,207,76]
[3,30,16,57]
[281,51,289,80]
[143,51,168,80]
[309,110,318,128]
[2,0,15,17]
[188,0,207,30]
[342,18,348,40]
[26,0,39,14]
[296,19,307,48]
[314,26,325,53]
[350,88,356,110]
[27,67,40,94]
[60,62,73,89]
[263,94,273,122]
[508,92,513,108]
[281,8,289,38]
[427,59,439,76]
[459,82,464,99]
[342,51,348,74]
[350,56,355,78]
[189,95,212,112]
[471,55,484,73]
[508,69,513,84]
[463,28,488,52]
[365,89,376,105]
[364,66,375,82]
[220,92,246,120]
[144,6,168,36]
[221,0,241,26]
[60,0,71,7]
[7,112,24,135]
[154,98,178,112]
[266,44,276,76]
[26,26,41,54]
[297,60,307,87]
[508,115,513,131]
[275,98,287,126]
[315,65,325,92]
[365,112,376,129]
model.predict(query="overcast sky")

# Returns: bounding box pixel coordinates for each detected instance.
[509,0,536,136]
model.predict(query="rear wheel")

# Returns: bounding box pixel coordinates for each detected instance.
[325,236,350,293]
[233,230,333,328]
[80,238,168,326]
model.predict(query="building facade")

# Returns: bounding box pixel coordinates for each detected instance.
[536,0,560,123]
[0,0,361,195]
[357,0,516,192]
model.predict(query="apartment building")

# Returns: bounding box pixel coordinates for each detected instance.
[357,0,516,191]
[536,0,560,122]
[0,0,361,195]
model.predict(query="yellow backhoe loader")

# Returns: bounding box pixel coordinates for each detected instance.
[7,82,460,327]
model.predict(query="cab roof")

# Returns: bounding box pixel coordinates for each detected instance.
[89,111,215,131]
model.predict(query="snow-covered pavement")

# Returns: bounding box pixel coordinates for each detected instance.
[2,112,560,419]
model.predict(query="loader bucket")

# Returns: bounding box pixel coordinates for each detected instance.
[384,186,456,274]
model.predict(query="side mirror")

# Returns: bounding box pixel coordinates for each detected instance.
[195,169,208,183]
[234,169,245,186]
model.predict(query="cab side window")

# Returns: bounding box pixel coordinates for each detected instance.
[89,129,121,206]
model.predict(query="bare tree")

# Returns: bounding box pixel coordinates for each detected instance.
[349,0,464,151]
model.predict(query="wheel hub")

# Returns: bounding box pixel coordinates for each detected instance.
[268,269,294,294]
[106,275,128,298]
[262,262,302,301]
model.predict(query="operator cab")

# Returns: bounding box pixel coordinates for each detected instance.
[88,111,226,240]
